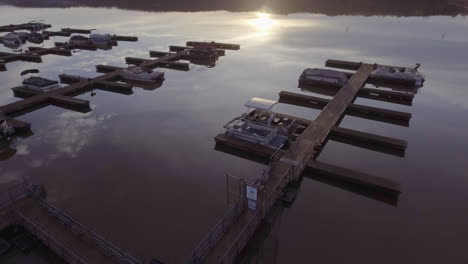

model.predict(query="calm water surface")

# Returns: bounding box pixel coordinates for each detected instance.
[1,6,468,264]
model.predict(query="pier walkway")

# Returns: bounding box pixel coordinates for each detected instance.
[1,183,144,264]
[188,64,375,263]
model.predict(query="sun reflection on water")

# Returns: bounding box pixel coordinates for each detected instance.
[248,12,277,32]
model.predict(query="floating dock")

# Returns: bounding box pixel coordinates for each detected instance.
[0,23,138,71]
[187,59,424,264]
[0,182,148,264]
[1,40,239,143]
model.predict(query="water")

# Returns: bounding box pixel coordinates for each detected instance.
[0,4,468,264]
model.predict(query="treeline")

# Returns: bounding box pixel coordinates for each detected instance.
[3,0,467,16]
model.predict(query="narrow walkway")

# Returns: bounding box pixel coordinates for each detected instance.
[202,64,374,264]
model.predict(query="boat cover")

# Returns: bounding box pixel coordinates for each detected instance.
[22,77,58,87]
[301,68,348,87]
[371,66,425,87]
[245,97,278,111]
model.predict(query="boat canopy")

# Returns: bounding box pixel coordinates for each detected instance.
[245,97,278,111]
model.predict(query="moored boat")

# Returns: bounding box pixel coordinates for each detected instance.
[223,98,301,149]
[22,76,61,92]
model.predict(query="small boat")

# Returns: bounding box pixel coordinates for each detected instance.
[0,119,15,139]
[27,32,44,44]
[188,43,219,60]
[69,35,90,45]
[24,22,50,31]
[1,32,24,49]
[370,65,425,87]
[121,66,165,84]
[299,68,348,88]
[22,76,61,92]
[223,98,300,149]
[89,34,113,45]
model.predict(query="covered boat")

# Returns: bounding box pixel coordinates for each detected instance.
[223,98,299,149]
[299,68,348,88]
[22,76,61,92]
[188,43,219,60]
[69,35,90,45]
[121,66,165,84]
[1,32,24,48]
[370,65,425,87]
[89,34,113,45]
[27,32,44,44]
[24,22,50,31]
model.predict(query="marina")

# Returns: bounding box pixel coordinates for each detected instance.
[1,7,467,264]
[194,59,424,263]
[0,22,138,71]
[0,40,239,138]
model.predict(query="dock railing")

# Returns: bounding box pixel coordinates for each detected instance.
[259,143,284,184]
[0,182,30,211]
[28,192,144,264]
[216,166,293,264]
[12,209,89,264]
[186,176,247,264]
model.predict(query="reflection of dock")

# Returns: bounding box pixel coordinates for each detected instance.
[1,183,147,264]
[187,59,423,263]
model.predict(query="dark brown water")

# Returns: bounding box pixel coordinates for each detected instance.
[1,5,468,264]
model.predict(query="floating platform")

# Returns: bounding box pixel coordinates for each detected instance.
[0,41,239,139]
[194,59,423,264]
[187,41,240,50]
[214,133,401,194]
[279,91,412,126]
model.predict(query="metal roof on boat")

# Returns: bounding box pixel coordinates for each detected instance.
[245,97,278,110]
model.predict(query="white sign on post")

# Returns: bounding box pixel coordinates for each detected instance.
[246,185,258,211]
[246,185,257,201]
[247,199,257,211]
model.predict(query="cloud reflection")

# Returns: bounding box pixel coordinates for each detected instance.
[10,109,115,170]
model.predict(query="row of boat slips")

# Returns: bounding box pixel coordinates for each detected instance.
[217,59,424,201]
[0,22,139,71]
[0,41,240,161]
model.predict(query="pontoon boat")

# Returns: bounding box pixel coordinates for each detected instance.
[121,66,165,84]
[299,68,348,87]
[22,76,61,92]
[223,98,300,149]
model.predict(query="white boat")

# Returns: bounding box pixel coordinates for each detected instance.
[121,66,165,84]
[22,77,61,92]
[223,98,299,149]
[299,68,348,87]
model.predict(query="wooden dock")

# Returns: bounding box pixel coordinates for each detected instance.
[0,22,51,33]
[0,23,138,71]
[0,183,147,264]
[1,40,239,138]
[188,59,423,263]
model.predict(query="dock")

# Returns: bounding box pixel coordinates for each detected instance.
[1,39,241,264]
[0,182,148,264]
[0,22,51,32]
[187,59,424,263]
[1,40,239,147]
[0,23,138,71]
